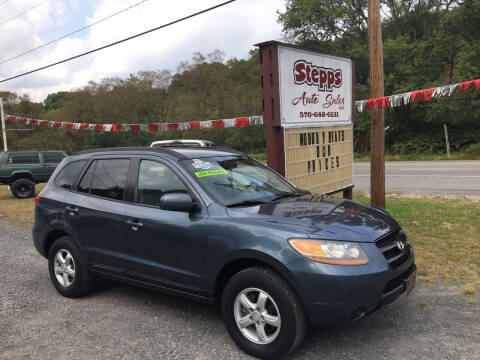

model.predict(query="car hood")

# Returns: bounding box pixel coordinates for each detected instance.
[226,195,399,242]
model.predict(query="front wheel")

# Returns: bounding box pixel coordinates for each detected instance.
[221,267,307,359]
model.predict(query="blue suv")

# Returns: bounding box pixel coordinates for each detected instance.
[33,145,416,358]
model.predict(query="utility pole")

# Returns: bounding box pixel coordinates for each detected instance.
[368,0,385,208]
[0,98,7,152]
[444,124,450,157]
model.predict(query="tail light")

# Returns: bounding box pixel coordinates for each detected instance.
[34,194,42,205]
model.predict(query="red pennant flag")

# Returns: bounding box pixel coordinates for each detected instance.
[8,116,16,122]
[95,124,104,132]
[111,124,121,132]
[52,122,61,128]
[64,123,73,129]
[211,119,224,128]
[410,89,434,102]
[366,97,389,110]
[168,123,179,131]
[458,79,480,91]
[39,120,49,127]
[79,123,88,130]
[235,117,249,127]
[189,121,201,130]
[130,124,140,132]
[148,124,158,132]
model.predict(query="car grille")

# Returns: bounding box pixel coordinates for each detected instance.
[375,229,411,268]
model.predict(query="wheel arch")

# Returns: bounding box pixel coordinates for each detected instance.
[43,228,83,258]
[10,171,35,182]
[213,251,306,310]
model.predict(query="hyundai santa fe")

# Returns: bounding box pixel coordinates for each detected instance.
[33,145,416,358]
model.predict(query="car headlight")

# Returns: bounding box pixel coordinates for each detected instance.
[288,239,369,265]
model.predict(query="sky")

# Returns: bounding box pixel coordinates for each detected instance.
[0,0,286,102]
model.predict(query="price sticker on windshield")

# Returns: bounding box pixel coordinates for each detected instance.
[195,169,228,178]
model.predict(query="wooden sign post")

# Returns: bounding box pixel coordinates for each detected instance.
[257,41,355,199]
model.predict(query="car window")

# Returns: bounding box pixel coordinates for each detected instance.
[81,159,130,201]
[78,161,96,194]
[7,152,40,164]
[54,160,87,190]
[137,160,187,207]
[42,151,66,163]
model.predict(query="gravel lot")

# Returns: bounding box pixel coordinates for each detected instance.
[1,221,479,360]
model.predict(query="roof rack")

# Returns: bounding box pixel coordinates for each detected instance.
[150,139,216,148]
[71,146,188,159]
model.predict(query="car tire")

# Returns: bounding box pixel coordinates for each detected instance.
[48,236,95,298]
[10,178,35,198]
[221,266,307,359]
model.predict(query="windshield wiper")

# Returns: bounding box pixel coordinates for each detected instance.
[270,192,305,202]
[226,200,270,207]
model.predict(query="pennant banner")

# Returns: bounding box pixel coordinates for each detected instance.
[354,78,480,112]
[3,115,264,133]
[3,78,480,131]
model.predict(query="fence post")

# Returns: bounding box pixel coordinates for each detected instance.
[0,98,7,152]
[444,123,450,158]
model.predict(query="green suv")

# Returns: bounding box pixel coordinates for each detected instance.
[0,151,66,198]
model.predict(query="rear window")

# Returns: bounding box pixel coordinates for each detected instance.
[7,152,40,164]
[77,159,130,201]
[54,160,86,190]
[43,151,65,163]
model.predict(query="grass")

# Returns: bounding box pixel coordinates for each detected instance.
[0,184,45,227]
[354,192,480,287]
[1,184,479,289]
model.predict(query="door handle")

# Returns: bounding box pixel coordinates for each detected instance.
[65,205,79,215]
[126,219,143,231]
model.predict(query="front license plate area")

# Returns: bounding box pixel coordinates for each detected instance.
[405,271,416,296]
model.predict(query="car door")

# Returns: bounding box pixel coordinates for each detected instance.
[63,157,132,272]
[122,157,208,293]
[41,151,66,179]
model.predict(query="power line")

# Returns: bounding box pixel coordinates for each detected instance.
[0,0,151,66]
[0,0,236,84]
[0,0,49,27]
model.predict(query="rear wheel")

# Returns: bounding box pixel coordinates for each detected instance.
[221,267,307,359]
[48,236,95,298]
[10,178,35,198]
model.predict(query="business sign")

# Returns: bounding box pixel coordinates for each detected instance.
[277,45,353,128]
[257,41,354,198]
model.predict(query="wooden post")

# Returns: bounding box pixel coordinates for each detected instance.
[257,42,285,176]
[368,0,385,208]
[444,124,451,157]
[0,98,7,152]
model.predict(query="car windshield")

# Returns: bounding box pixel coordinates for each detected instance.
[181,156,302,207]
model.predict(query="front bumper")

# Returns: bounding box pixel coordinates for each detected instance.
[287,242,415,326]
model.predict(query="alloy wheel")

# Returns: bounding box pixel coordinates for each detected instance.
[233,287,281,345]
[53,249,76,287]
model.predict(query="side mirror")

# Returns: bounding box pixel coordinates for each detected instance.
[159,192,197,212]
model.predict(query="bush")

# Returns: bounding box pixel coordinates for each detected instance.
[465,143,480,158]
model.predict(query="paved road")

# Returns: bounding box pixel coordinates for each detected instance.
[1,222,479,359]
[354,160,480,196]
